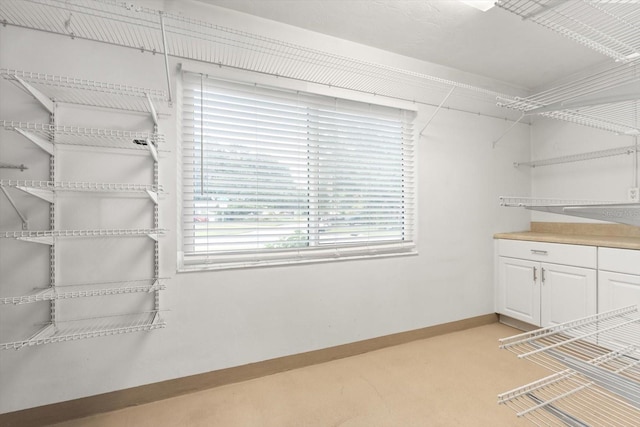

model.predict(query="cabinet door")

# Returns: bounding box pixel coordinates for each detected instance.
[541,263,596,327]
[498,257,540,326]
[599,271,640,313]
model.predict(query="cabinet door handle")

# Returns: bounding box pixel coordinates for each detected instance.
[531,249,548,255]
[533,266,537,282]
[541,267,546,284]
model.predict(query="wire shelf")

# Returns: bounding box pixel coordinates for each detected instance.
[0,279,166,305]
[498,306,640,425]
[499,196,625,207]
[515,144,639,168]
[499,369,640,426]
[0,179,163,194]
[496,0,640,62]
[499,196,640,226]
[0,0,513,109]
[0,311,165,350]
[497,59,640,136]
[1,120,164,150]
[0,68,167,113]
[1,228,164,239]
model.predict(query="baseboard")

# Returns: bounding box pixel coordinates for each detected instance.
[0,313,498,427]
[498,314,537,332]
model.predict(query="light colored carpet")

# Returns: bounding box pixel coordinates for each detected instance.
[53,322,549,426]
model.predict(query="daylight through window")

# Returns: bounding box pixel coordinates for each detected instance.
[181,72,416,269]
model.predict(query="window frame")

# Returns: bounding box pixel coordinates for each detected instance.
[177,68,418,271]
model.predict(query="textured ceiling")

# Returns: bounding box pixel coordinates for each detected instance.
[196,0,608,90]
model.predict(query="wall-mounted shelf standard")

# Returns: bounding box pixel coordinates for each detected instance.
[499,197,640,227]
[0,279,166,305]
[0,311,166,350]
[498,306,640,426]
[514,144,639,168]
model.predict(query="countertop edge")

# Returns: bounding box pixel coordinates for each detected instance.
[494,232,640,251]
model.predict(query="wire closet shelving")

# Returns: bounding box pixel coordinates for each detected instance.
[499,197,640,227]
[494,0,640,137]
[0,63,167,349]
[0,311,165,350]
[498,305,640,426]
[0,0,519,119]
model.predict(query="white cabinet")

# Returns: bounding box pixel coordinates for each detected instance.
[496,240,597,327]
[598,247,640,312]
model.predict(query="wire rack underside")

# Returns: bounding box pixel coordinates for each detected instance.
[497,59,640,135]
[0,311,165,350]
[496,0,640,62]
[499,306,640,426]
[0,0,512,109]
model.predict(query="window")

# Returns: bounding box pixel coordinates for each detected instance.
[180,72,416,269]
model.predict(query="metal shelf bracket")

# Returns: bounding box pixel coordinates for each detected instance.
[0,186,29,229]
[13,127,54,155]
[12,75,54,114]
[17,236,55,245]
[15,185,54,203]
[145,189,158,204]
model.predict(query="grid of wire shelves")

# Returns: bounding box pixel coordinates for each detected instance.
[0,311,166,350]
[514,144,639,168]
[498,306,640,426]
[1,121,164,152]
[0,279,166,305]
[494,0,640,137]
[495,0,640,62]
[496,60,640,137]
[0,0,516,112]
[0,68,167,115]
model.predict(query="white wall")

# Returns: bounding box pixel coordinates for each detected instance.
[0,1,530,413]
[530,118,639,222]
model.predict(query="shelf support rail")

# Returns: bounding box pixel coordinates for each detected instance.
[0,186,29,229]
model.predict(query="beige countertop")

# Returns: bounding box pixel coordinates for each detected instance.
[494,222,640,250]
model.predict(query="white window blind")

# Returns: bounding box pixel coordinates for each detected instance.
[180,72,416,269]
